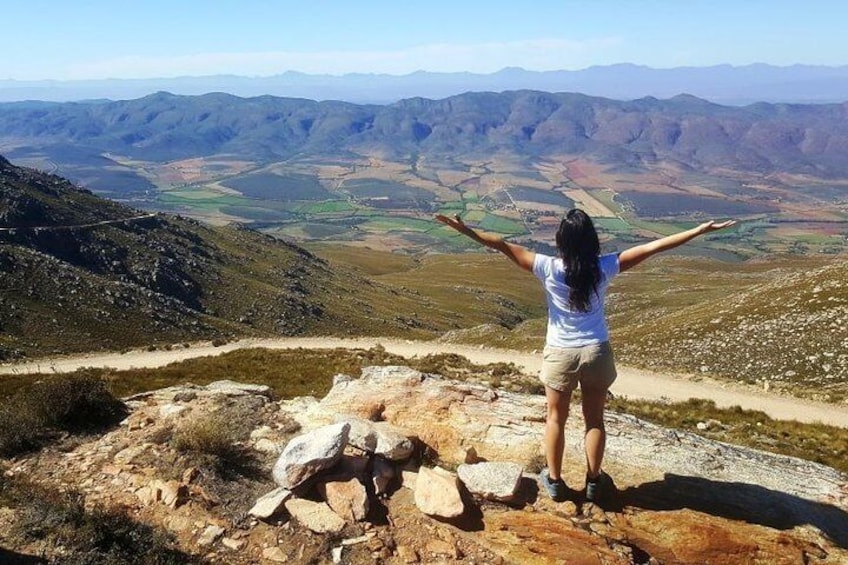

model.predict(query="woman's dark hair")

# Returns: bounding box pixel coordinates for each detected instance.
[555,209,601,312]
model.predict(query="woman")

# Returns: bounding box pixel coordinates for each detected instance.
[436,209,735,502]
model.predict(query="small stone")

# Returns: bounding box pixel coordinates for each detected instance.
[197,524,225,546]
[331,546,343,563]
[262,547,288,562]
[222,537,246,551]
[159,480,188,509]
[173,391,197,402]
[341,533,376,546]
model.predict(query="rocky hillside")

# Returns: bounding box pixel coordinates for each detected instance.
[0,157,529,359]
[613,257,848,402]
[2,367,846,564]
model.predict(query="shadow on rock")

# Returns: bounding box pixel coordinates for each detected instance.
[620,473,848,548]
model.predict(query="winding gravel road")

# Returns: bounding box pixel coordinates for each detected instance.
[2,336,847,427]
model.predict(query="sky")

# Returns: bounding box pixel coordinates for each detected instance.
[3,0,847,80]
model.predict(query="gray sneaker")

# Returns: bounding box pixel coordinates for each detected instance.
[585,472,612,502]
[539,468,568,502]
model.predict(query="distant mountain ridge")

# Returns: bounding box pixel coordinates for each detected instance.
[2,64,848,105]
[3,90,848,189]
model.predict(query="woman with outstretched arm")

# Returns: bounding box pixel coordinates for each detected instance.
[435,210,735,502]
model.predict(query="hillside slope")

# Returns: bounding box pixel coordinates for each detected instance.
[0,156,532,358]
[614,257,848,400]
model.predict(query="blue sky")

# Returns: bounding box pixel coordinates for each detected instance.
[3,0,847,80]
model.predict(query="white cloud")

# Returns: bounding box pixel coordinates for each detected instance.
[61,37,623,79]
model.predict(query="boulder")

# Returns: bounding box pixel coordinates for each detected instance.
[457,461,523,502]
[413,466,464,518]
[272,422,350,489]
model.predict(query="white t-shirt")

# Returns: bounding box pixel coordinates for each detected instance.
[532,253,620,348]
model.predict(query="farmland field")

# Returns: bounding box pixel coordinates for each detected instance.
[111,153,848,255]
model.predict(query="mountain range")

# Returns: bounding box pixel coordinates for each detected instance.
[2,64,848,105]
[3,90,848,195]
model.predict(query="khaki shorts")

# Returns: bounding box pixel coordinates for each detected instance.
[539,342,617,393]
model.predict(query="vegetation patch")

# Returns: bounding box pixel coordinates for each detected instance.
[0,474,197,564]
[478,212,527,235]
[0,373,127,457]
[221,172,331,201]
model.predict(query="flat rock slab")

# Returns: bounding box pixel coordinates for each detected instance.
[248,487,292,519]
[458,461,523,502]
[205,380,273,398]
[273,422,350,489]
[284,498,346,533]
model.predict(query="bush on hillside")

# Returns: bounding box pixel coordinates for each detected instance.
[0,373,127,457]
[0,476,196,564]
[171,415,240,460]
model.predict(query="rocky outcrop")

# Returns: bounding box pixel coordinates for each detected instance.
[2,371,847,564]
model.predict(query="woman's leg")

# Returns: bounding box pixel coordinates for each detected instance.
[544,385,572,480]
[581,386,608,479]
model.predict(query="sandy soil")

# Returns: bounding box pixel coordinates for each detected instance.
[2,336,847,428]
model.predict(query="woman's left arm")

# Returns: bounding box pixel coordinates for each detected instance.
[435,214,535,272]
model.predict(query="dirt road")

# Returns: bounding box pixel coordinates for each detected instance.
[3,336,847,427]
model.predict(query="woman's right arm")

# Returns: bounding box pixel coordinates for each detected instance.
[618,220,736,272]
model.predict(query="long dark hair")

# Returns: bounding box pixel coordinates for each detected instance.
[555,209,601,312]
